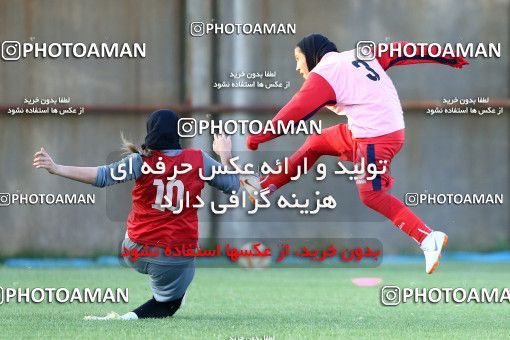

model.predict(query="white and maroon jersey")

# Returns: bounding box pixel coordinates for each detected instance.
[311,50,404,138]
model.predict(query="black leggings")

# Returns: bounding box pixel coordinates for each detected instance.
[133,295,184,319]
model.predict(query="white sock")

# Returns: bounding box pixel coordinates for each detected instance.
[120,312,138,320]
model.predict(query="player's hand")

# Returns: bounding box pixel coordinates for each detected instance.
[213,134,232,159]
[33,147,59,174]
[246,135,259,151]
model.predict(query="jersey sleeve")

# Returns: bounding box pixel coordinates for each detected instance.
[93,153,143,187]
[201,151,240,194]
[376,41,469,71]
[246,72,337,150]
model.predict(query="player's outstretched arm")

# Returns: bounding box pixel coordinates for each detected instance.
[33,147,98,184]
[376,41,469,71]
[207,134,240,194]
[246,72,336,150]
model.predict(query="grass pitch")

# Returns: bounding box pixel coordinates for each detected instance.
[1,262,509,339]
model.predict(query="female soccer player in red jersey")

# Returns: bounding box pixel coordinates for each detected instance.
[33,109,239,319]
[243,34,468,274]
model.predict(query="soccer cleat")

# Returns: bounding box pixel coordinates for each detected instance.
[84,311,121,321]
[420,231,448,274]
[239,174,261,204]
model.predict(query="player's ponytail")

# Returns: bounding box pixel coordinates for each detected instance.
[120,131,152,157]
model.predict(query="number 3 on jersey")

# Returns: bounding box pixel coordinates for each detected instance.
[352,59,380,81]
[152,179,184,211]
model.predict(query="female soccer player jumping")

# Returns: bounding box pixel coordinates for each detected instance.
[243,34,468,274]
[33,109,239,319]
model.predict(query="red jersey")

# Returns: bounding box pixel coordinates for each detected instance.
[127,149,205,248]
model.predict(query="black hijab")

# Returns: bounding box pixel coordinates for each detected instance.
[142,109,181,150]
[296,34,338,71]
